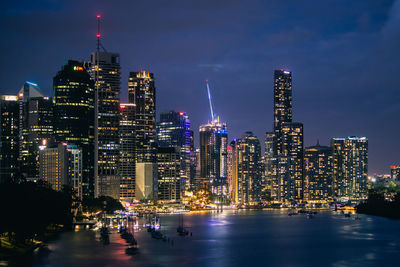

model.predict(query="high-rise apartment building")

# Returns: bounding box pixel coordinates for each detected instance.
[331,136,368,199]
[231,132,262,205]
[119,103,136,202]
[88,52,121,199]
[18,82,53,181]
[280,122,304,201]
[273,69,292,156]
[304,142,333,202]
[0,95,20,183]
[53,60,95,198]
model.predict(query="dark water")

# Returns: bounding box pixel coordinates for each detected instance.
[20,210,400,267]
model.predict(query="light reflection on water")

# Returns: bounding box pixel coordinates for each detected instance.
[15,210,400,267]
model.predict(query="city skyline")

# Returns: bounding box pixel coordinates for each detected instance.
[1,0,400,175]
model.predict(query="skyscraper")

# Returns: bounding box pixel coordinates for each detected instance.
[304,142,333,202]
[18,82,53,181]
[119,103,136,202]
[128,71,156,163]
[88,52,121,199]
[269,69,304,204]
[281,122,304,201]
[39,143,82,198]
[157,147,181,202]
[199,120,228,197]
[232,132,262,205]
[264,132,276,201]
[53,60,95,198]
[331,136,368,199]
[0,95,19,183]
[273,69,292,156]
[156,110,191,190]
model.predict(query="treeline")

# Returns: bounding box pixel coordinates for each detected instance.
[357,191,400,219]
[0,181,124,246]
[0,181,74,244]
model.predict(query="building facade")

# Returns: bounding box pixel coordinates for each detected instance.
[39,143,82,198]
[157,147,181,202]
[331,136,368,199]
[199,120,228,197]
[280,122,304,201]
[128,71,156,163]
[304,142,333,202]
[156,110,191,190]
[232,132,262,205]
[88,52,121,199]
[18,82,53,181]
[119,103,136,202]
[0,95,20,183]
[53,60,95,198]
[273,69,292,156]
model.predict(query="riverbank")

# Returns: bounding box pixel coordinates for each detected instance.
[0,237,43,260]
[356,192,400,219]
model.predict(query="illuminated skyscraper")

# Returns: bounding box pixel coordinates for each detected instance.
[227,141,235,201]
[157,147,181,202]
[53,60,95,197]
[232,132,262,204]
[88,52,121,199]
[304,142,333,202]
[331,136,368,199]
[274,69,292,156]
[18,82,53,181]
[39,143,82,198]
[280,122,304,201]
[128,71,156,163]
[156,110,191,190]
[263,132,276,201]
[0,95,19,183]
[199,120,228,197]
[119,103,135,202]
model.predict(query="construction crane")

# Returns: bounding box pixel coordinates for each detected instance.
[205,80,216,122]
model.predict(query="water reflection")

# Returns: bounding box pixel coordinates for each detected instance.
[18,210,400,267]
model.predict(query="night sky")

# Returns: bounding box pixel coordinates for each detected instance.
[1,0,399,175]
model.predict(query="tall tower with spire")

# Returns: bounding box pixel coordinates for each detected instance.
[87,14,121,199]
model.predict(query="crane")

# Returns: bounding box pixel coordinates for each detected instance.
[205,80,216,122]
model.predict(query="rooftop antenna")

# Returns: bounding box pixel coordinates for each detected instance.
[96,14,107,52]
[205,80,215,122]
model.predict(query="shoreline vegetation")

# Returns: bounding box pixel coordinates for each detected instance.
[0,181,124,260]
[356,191,400,219]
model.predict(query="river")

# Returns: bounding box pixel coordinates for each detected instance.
[12,210,400,267]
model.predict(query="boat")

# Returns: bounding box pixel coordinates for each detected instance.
[344,213,351,218]
[151,230,163,239]
[177,214,189,236]
[125,246,139,255]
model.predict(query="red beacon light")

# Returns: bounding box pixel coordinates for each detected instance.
[179,112,184,116]
[96,33,101,38]
[96,14,101,18]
